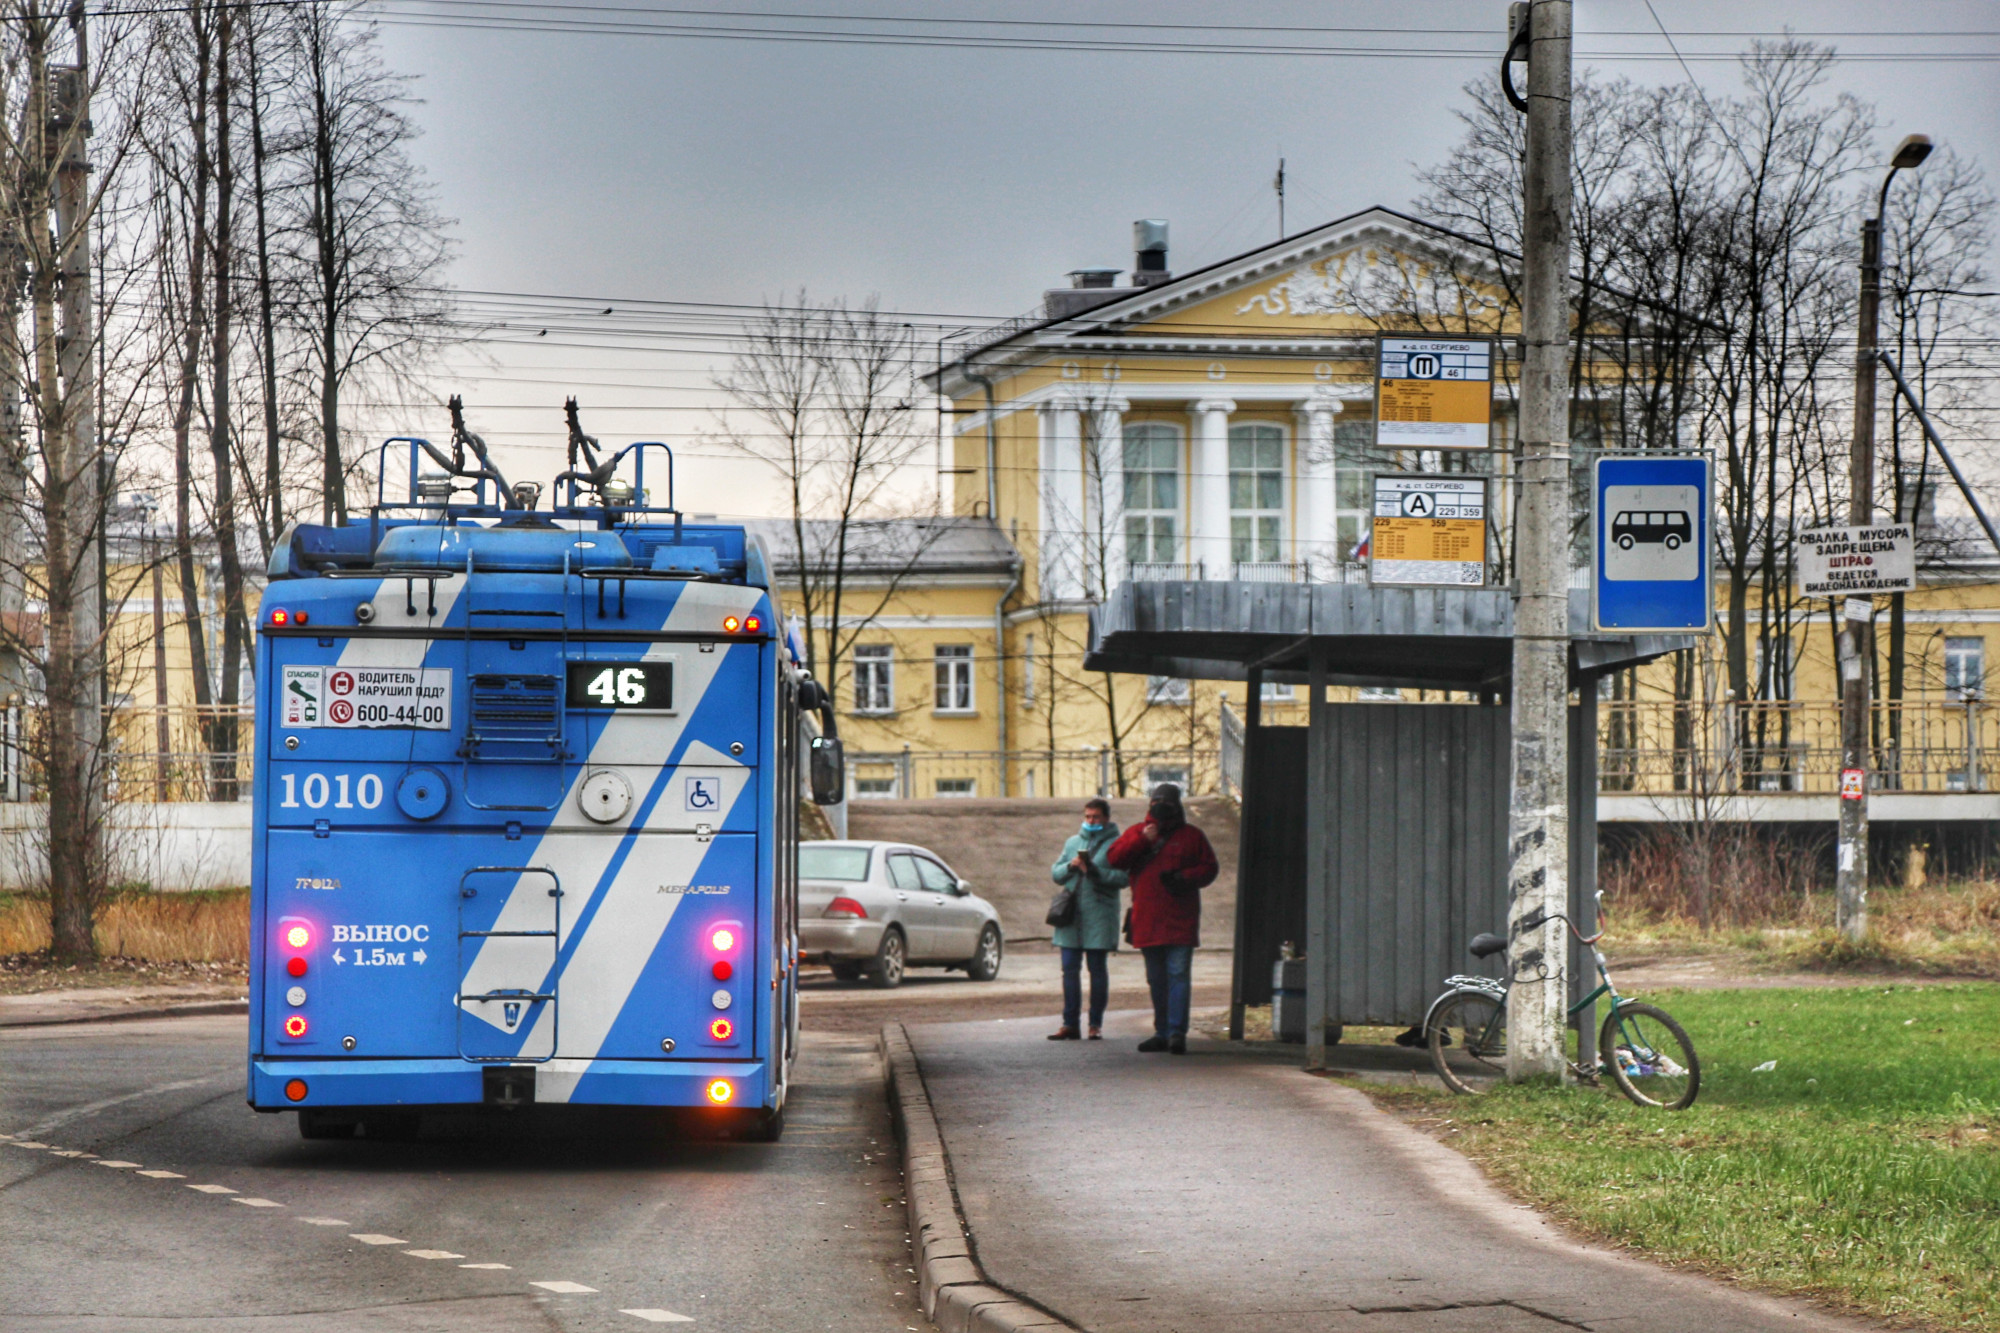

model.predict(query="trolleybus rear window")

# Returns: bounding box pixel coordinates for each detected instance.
[566,661,674,711]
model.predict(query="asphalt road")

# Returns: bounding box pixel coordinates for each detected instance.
[0,1015,925,1332]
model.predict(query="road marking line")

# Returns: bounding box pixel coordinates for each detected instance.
[11,1142,49,1149]
[531,1281,598,1294]
[19,1075,228,1139]
[94,1160,143,1169]
[187,1184,238,1194]
[136,1170,184,1179]
[459,1263,512,1270]
[402,1250,465,1260]
[621,1310,695,1323]
[297,1217,351,1226]
[349,1234,408,1245]
[234,1198,284,1208]
[49,1150,96,1158]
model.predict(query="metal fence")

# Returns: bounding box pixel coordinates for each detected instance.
[1127,560,1368,584]
[1,703,256,804]
[844,747,1223,800]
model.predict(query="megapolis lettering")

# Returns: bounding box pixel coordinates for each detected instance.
[330,923,431,943]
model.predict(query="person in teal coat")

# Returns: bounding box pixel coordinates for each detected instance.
[1048,797,1129,1040]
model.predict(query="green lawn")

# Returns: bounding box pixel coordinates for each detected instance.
[1361,984,2000,1330]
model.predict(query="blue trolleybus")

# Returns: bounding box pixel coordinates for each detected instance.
[246,404,841,1141]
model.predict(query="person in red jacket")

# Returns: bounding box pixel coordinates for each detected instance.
[1105,784,1218,1054]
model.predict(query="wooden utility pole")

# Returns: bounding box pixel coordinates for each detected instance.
[1505,0,1573,1082]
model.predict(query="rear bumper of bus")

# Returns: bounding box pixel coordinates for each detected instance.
[249,1057,769,1111]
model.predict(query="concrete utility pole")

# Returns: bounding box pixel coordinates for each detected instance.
[1838,133,1932,943]
[58,1,101,813]
[1505,0,1574,1083]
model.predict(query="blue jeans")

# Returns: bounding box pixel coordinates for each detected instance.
[1061,947,1109,1030]
[1142,945,1193,1039]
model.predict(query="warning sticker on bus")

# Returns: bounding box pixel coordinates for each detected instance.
[282,667,452,730]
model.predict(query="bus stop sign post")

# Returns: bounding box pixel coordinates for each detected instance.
[1592,455,1713,634]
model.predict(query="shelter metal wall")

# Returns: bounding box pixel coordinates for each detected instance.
[1230,726,1309,1009]
[1307,701,1511,1049]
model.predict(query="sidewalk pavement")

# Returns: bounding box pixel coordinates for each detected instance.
[906,1011,1880,1333]
[0,985,245,1027]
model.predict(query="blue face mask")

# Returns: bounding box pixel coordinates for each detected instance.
[1081,821,1104,834]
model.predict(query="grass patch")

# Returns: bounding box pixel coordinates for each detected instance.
[0,887,250,970]
[1361,984,2000,1330]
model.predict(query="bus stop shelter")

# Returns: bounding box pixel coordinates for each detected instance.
[1084,579,1692,1067]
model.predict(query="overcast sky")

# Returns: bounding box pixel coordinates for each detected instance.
[365,1,2000,516]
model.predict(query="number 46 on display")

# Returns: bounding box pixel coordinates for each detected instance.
[586,667,649,705]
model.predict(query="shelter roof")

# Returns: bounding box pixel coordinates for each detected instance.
[1085,581,1690,692]
[746,516,1020,580]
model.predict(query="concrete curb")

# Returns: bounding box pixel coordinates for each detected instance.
[0,998,248,1029]
[882,1023,1077,1333]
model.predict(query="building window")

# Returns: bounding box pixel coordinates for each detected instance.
[936,777,977,797]
[1755,637,1794,701]
[1334,412,1373,561]
[1946,636,1985,700]
[854,776,899,799]
[1147,675,1190,704]
[1228,422,1285,563]
[852,644,893,714]
[1359,686,1401,701]
[1260,679,1295,701]
[934,645,975,713]
[1123,423,1180,565]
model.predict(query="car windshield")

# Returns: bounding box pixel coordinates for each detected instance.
[799,846,872,881]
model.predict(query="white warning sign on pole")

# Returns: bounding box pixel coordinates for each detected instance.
[1796,524,1916,598]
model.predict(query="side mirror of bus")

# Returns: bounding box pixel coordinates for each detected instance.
[809,735,845,806]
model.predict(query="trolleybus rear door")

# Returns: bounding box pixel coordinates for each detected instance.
[457,865,560,1061]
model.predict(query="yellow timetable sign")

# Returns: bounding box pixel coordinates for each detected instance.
[1375,336,1495,450]
[1370,475,1488,587]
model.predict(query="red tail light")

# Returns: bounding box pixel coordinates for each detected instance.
[284,1079,309,1102]
[824,896,866,920]
[709,926,736,952]
[286,956,308,978]
[711,960,733,981]
[269,608,288,626]
[709,1017,734,1041]
[283,1015,308,1038]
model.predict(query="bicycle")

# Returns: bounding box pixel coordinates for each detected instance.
[1422,896,1700,1110]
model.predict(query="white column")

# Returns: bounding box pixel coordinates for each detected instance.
[1191,398,1236,578]
[1295,388,1340,577]
[1038,394,1087,602]
[1089,395,1130,592]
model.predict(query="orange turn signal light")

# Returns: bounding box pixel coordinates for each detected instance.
[706,1078,734,1105]
[722,615,741,633]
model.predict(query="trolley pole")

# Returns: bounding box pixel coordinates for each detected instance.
[1505,0,1574,1083]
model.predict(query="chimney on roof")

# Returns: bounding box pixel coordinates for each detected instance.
[1068,268,1120,289]
[1132,219,1170,287]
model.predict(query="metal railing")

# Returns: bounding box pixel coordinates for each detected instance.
[1598,699,1996,796]
[845,747,1222,800]
[2,703,257,804]
[1126,560,1368,584]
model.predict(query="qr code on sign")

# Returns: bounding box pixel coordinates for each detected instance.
[1459,563,1484,584]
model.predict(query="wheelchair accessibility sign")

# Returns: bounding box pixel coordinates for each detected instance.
[684,776,722,812]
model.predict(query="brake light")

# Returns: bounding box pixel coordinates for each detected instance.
[284,1079,309,1102]
[706,1078,734,1104]
[284,923,311,950]
[712,959,733,981]
[710,1017,734,1041]
[283,1015,308,1038]
[269,608,288,626]
[286,957,308,978]
[710,926,736,952]
[824,896,866,920]
[745,615,761,632]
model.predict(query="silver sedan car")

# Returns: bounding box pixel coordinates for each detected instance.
[797,840,1004,988]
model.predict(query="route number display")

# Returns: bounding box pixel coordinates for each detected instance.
[282,667,451,730]
[1369,475,1488,587]
[566,660,675,711]
[1375,335,1495,450]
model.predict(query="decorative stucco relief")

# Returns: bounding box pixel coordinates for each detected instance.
[1236,248,1505,322]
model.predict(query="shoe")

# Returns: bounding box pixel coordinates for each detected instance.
[1169,1035,1187,1055]
[1047,1027,1081,1041]
[1137,1035,1170,1053]
[1087,1028,1103,1040]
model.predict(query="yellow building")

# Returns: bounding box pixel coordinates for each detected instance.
[773,207,2000,805]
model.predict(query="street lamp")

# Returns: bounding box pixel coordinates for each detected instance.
[1838,133,1931,943]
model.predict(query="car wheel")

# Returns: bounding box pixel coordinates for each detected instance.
[966,924,1003,982]
[830,961,863,983]
[869,928,906,989]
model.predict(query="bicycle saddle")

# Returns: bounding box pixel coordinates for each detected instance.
[1467,932,1508,959]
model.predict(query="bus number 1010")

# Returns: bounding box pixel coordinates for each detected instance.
[279,772,385,810]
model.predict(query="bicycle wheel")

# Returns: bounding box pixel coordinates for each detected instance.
[1428,990,1506,1095]
[1600,1001,1700,1110]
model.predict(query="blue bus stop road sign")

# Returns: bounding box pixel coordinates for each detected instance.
[1593,455,1713,633]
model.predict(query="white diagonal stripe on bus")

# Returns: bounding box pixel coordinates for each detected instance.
[334,574,465,669]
